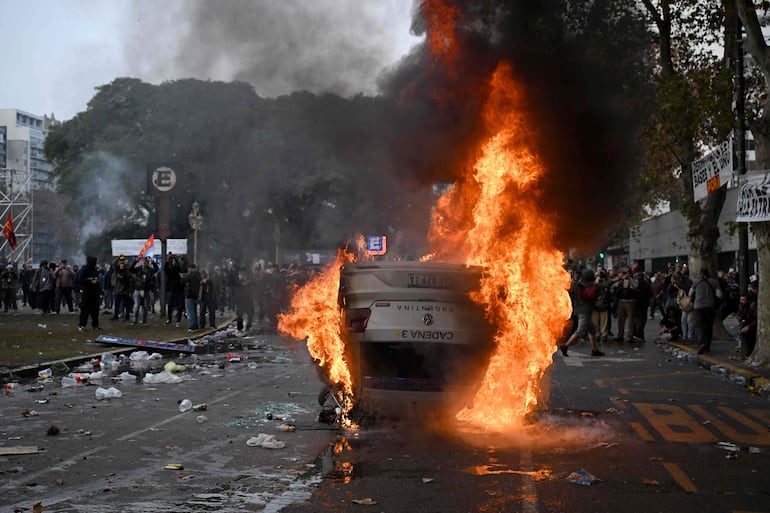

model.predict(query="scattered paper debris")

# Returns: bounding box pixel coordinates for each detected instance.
[0,446,38,455]
[246,433,286,449]
[566,469,599,486]
[352,498,377,505]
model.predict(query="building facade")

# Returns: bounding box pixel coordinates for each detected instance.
[0,108,59,262]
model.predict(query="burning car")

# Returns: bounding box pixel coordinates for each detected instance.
[337,261,496,417]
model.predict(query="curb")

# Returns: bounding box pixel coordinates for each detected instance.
[666,341,770,396]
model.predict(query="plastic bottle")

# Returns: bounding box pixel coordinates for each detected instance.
[179,399,192,412]
[95,387,109,400]
[101,353,117,365]
[119,371,137,383]
[129,351,150,361]
[106,387,122,398]
[61,376,77,387]
[38,368,53,380]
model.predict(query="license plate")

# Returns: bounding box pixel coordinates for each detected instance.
[407,273,453,289]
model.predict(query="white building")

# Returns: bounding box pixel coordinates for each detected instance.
[0,108,57,191]
[0,108,59,261]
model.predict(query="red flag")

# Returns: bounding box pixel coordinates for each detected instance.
[137,233,155,260]
[3,212,17,250]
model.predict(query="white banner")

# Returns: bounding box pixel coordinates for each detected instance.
[736,171,770,222]
[111,239,188,257]
[692,139,733,202]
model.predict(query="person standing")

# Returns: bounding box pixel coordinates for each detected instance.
[199,267,218,329]
[77,256,101,331]
[611,267,638,343]
[54,259,76,314]
[19,263,34,307]
[1,262,19,312]
[183,262,202,331]
[633,270,653,342]
[131,256,158,325]
[688,268,722,354]
[102,263,114,313]
[164,254,185,327]
[591,269,612,344]
[234,267,255,333]
[33,260,55,314]
[110,256,132,321]
[649,271,666,319]
[736,288,757,358]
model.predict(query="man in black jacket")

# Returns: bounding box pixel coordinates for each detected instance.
[164,254,185,327]
[183,262,202,331]
[77,256,101,331]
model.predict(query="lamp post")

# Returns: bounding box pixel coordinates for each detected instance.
[188,201,203,264]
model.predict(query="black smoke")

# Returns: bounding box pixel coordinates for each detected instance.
[377,0,655,250]
[117,0,654,257]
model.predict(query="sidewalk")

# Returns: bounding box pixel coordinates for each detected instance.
[646,313,770,396]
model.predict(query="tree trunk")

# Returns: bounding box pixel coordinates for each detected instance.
[749,223,770,364]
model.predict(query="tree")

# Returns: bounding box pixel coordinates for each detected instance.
[640,0,735,277]
[736,0,770,364]
[44,79,437,264]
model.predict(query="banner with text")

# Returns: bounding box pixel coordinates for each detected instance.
[692,139,733,202]
[111,239,188,257]
[736,171,770,222]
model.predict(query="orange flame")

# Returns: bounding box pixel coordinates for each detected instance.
[279,2,573,432]
[277,249,357,418]
[428,64,572,430]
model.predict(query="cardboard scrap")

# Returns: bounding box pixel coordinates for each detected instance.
[0,445,39,455]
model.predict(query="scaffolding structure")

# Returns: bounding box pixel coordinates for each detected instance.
[1,167,33,263]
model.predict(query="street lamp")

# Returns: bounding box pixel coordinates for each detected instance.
[188,201,203,264]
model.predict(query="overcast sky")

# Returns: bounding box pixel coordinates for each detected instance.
[0,0,421,120]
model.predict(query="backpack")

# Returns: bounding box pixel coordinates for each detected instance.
[677,288,693,313]
[578,284,599,304]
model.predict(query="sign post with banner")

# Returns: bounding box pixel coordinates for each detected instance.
[736,171,770,222]
[692,139,733,202]
[147,162,181,316]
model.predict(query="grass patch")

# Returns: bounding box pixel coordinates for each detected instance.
[0,308,224,369]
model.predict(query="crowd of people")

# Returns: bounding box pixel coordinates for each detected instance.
[560,262,758,359]
[0,255,319,335]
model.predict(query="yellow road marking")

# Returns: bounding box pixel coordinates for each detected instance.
[687,405,770,446]
[746,408,770,425]
[634,403,717,443]
[630,421,655,442]
[662,462,698,493]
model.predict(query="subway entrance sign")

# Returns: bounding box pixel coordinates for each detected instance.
[366,235,387,256]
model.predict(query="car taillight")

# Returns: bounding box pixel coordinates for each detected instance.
[345,308,371,333]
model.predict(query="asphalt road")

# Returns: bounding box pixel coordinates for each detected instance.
[281,320,770,513]
[1,331,339,513]
[2,318,769,513]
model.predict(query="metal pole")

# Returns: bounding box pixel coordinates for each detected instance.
[193,228,198,265]
[736,16,750,295]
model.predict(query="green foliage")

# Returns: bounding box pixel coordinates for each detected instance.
[44,79,435,262]
[638,1,733,235]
